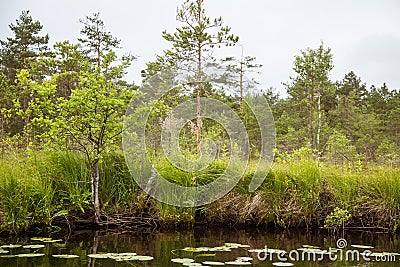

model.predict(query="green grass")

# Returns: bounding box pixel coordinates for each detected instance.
[0,152,54,232]
[48,151,91,214]
[99,153,140,210]
[0,150,400,233]
[0,150,139,233]
[261,160,322,227]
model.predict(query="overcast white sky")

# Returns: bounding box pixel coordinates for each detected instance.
[1,0,399,96]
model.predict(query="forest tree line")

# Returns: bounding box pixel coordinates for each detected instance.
[0,7,399,167]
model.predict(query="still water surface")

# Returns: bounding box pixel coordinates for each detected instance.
[0,227,399,266]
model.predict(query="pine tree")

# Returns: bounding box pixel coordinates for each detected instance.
[161,0,238,153]
[78,12,121,69]
[0,10,49,82]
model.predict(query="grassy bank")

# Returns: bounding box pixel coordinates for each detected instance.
[0,150,399,233]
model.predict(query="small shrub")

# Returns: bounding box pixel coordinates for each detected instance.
[324,207,351,229]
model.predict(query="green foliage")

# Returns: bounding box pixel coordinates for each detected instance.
[0,72,13,140]
[324,207,351,229]
[49,68,133,155]
[1,6,399,164]
[99,153,139,209]
[0,151,140,232]
[365,167,400,212]
[155,157,228,188]
[322,165,360,208]
[376,139,400,166]
[219,55,262,107]
[157,203,195,226]
[0,10,49,81]
[284,43,335,156]
[0,151,399,232]
[0,153,54,233]
[49,151,92,213]
[0,176,31,232]
[78,12,122,68]
[162,0,239,66]
[0,10,51,140]
[325,130,358,164]
[154,0,240,153]
[1,5,400,233]
[259,155,322,227]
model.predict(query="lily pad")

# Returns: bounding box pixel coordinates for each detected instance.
[30,237,63,243]
[236,257,253,261]
[88,252,152,261]
[16,253,45,257]
[43,239,63,243]
[108,252,137,259]
[182,247,197,252]
[52,254,80,259]
[248,248,286,254]
[209,247,232,252]
[171,258,195,263]
[183,247,214,252]
[225,261,252,265]
[1,244,22,249]
[23,244,45,249]
[88,253,110,259]
[224,243,250,248]
[31,237,52,242]
[350,244,374,249]
[203,261,225,265]
[134,255,154,261]
[196,247,213,252]
[272,263,294,267]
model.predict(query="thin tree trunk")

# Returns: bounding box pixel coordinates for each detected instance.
[309,88,314,152]
[25,116,30,148]
[24,89,30,148]
[97,47,100,69]
[239,60,243,110]
[345,96,352,143]
[317,92,321,160]
[239,45,244,110]
[196,44,202,154]
[92,159,101,224]
[97,23,101,69]
[1,112,5,140]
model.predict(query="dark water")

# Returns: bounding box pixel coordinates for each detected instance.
[1,227,399,266]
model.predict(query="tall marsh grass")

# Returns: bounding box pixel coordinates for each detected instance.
[0,152,54,232]
[0,149,399,233]
[0,150,139,233]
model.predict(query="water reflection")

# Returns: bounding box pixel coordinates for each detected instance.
[0,227,399,266]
